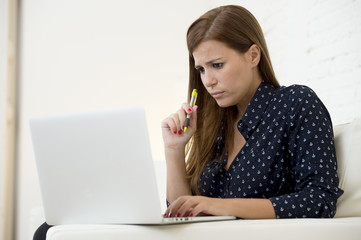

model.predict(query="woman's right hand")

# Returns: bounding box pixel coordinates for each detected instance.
[161,103,198,150]
[162,103,197,201]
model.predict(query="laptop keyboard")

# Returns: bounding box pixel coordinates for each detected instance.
[164,217,194,222]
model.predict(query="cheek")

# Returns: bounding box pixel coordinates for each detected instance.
[217,67,236,84]
[225,69,245,86]
[199,75,207,88]
[232,66,252,83]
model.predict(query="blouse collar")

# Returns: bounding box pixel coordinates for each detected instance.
[237,81,276,139]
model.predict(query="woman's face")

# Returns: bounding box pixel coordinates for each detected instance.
[192,40,262,112]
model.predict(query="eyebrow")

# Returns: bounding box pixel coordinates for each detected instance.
[194,57,224,69]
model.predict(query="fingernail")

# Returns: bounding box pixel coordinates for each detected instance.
[174,131,177,134]
[163,212,167,217]
[182,125,184,130]
[176,212,181,217]
[189,213,194,217]
[178,130,182,135]
[188,108,192,112]
[168,212,172,218]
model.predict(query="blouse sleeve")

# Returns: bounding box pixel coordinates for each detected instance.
[269,86,343,218]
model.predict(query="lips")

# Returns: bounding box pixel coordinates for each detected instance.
[210,91,225,99]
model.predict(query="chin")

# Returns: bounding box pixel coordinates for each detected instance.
[215,99,233,108]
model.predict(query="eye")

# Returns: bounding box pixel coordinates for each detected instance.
[213,63,223,69]
[196,67,205,74]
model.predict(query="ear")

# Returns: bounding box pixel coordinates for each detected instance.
[248,44,261,67]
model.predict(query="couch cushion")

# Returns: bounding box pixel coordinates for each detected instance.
[334,118,361,217]
[47,218,361,240]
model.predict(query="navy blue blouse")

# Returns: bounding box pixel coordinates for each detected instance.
[199,81,343,218]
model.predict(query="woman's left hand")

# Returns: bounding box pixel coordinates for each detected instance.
[164,195,276,219]
[164,195,224,218]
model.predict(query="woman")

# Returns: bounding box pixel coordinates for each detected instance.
[34,4,343,240]
[161,5,343,219]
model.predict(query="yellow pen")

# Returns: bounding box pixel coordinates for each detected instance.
[184,89,198,133]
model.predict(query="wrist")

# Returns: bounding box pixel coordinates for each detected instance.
[164,146,187,168]
[164,145,186,156]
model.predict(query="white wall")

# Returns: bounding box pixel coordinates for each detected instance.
[16,1,214,239]
[14,0,361,239]
[0,0,8,238]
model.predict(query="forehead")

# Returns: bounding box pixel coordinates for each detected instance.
[192,40,235,65]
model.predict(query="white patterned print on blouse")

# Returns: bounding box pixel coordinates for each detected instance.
[198,81,343,218]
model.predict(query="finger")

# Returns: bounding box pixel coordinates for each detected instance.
[181,102,193,114]
[181,102,193,129]
[165,196,190,217]
[177,198,198,217]
[188,105,198,130]
[173,110,185,135]
[176,110,187,134]
[167,198,184,218]
[163,199,178,218]
[161,116,178,135]
[170,196,201,217]
[171,110,186,134]
[164,206,173,218]
[181,103,194,133]
[188,202,204,217]
[188,196,212,217]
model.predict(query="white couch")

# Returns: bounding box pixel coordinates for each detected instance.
[46,118,361,240]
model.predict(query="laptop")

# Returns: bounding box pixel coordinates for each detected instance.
[30,106,236,225]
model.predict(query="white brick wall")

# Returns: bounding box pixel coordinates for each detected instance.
[213,0,361,124]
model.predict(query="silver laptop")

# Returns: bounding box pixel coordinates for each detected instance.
[30,107,235,225]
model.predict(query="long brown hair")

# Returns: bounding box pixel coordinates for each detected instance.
[185,5,280,194]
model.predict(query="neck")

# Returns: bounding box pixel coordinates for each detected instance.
[236,73,262,119]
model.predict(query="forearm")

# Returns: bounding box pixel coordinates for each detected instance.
[208,197,276,219]
[225,198,275,219]
[165,147,192,203]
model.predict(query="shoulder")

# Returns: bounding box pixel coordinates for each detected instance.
[274,84,318,101]
[272,84,332,126]
[272,84,323,109]
[270,84,331,119]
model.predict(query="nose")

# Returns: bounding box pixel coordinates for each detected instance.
[201,71,217,88]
